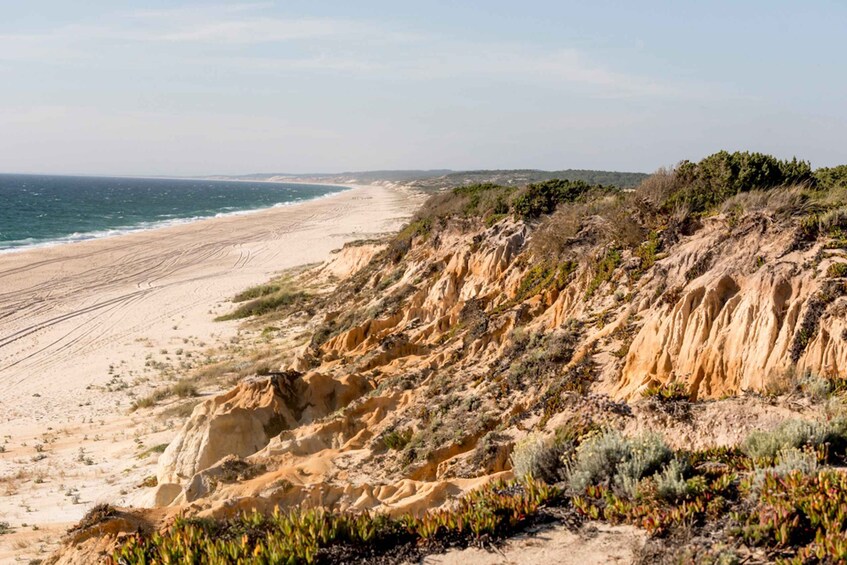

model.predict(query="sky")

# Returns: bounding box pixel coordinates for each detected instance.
[1,1,845,176]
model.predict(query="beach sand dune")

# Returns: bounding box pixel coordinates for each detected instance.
[0,184,420,562]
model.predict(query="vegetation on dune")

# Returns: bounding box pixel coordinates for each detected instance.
[220,150,847,329]
[511,179,610,220]
[665,151,814,213]
[386,150,847,312]
[406,168,648,192]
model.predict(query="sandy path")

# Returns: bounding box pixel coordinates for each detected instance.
[0,184,421,562]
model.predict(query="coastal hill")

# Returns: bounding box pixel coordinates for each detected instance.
[210,168,649,190]
[49,152,847,563]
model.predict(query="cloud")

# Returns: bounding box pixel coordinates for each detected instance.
[387,45,675,98]
[0,6,713,101]
[125,3,275,19]
[151,17,364,44]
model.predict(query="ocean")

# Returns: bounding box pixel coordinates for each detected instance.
[0,174,347,253]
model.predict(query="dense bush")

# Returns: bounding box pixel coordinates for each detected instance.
[815,164,847,191]
[666,150,813,213]
[511,179,602,219]
[412,183,515,225]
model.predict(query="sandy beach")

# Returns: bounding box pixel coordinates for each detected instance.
[0,184,422,562]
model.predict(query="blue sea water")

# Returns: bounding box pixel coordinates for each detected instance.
[0,174,347,253]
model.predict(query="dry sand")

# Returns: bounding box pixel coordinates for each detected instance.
[0,184,422,562]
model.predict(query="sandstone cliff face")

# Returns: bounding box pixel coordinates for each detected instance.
[153,210,847,508]
[50,204,847,562]
[616,220,847,399]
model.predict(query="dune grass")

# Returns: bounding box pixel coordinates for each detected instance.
[215,290,309,321]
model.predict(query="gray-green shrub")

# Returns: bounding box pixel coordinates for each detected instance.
[750,447,819,492]
[654,459,689,501]
[741,418,847,461]
[568,430,671,495]
[510,431,574,484]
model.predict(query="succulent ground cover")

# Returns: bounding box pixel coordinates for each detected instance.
[111,416,847,564]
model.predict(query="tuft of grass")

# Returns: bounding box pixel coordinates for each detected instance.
[137,443,169,459]
[381,428,413,451]
[642,382,690,402]
[170,379,198,398]
[216,291,309,321]
[232,284,282,303]
[159,399,202,420]
[131,379,198,411]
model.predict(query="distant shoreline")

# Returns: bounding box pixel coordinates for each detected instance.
[0,176,353,255]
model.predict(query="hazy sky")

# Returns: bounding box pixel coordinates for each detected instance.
[1,1,845,176]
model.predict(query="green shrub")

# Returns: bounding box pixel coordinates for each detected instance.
[634,231,661,272]
[131,380,198,411]
[381,428,413,451]
[827,262,847,278]
[643,382,690,402]
[385,217,433,262]
[815,164,847,190]
[512,179,601,219]
[665,151,813,213]
[453,183,514,217]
